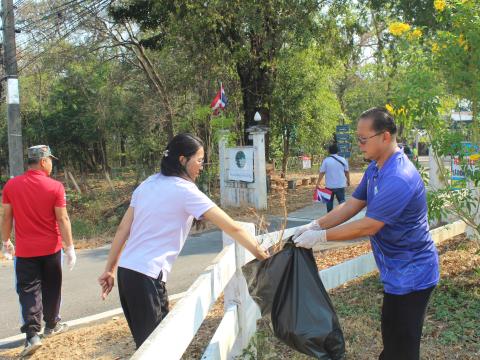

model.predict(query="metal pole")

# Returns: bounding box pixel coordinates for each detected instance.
[2,0,23,177]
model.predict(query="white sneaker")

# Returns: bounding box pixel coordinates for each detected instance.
[43,322,69,337]
[20,335,42,357]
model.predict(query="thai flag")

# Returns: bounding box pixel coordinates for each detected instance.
[210,83,227,115]
[313,187,333,203]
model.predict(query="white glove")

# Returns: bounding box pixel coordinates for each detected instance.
[64,245,76,271]
[2,240,14,260]
[294,230,327,249]
[293,220,322,240]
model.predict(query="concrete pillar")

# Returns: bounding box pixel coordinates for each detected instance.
[219,130,229,208]
[428,146,443,191]
[249,129,267,210]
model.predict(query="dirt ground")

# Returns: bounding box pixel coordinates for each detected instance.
[4,234,477,360]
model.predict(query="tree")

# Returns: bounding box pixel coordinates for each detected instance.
[271,47,341,176]
[110,0,325,145]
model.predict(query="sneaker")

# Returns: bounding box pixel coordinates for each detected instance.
[43,322,69,337]
[20,335,42,357]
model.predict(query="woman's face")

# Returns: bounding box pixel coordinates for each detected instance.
[183,147,204,181]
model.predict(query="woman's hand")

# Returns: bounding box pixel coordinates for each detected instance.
[98,271,115,300]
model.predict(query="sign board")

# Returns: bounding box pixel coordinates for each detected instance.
[228,147,254,182]
[336,133,350,142]
[338,143,350,153]
[302,156,311,169]
[338,152,351,159]
[451,142,479,189]
[336,125,350,133]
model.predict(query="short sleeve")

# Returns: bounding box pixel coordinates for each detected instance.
[184,185,216,220]
[55,184,67,207]
[366,176,414,225]
[344,159,349,171]
[130,187,139,208]
[352,172,368,201]
[320,159,327,173]
[2,181,11,204]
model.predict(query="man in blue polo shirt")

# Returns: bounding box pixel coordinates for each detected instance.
[293,107,439,360]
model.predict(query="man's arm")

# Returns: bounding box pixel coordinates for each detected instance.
[345,171,351,186]
[316,197,366,229]
[2,204,13,242]
[316,172,325,188]
[326,216,384,241]
[55,207,74,248]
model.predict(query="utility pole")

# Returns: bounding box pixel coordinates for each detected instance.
[2,0,23,177]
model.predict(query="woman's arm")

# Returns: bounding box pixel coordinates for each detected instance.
[98,206,134,299]
[203,206,269,260]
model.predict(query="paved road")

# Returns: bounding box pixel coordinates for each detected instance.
[0,199,366,340]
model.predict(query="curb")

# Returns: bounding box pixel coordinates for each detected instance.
[0,291,186,348]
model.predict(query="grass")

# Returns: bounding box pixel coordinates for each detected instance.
[246,235,480,359]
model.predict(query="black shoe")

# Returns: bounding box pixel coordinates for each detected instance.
[44,322,69,337]
[20,335,42,357]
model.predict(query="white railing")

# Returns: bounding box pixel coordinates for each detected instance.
[132,220,467,360]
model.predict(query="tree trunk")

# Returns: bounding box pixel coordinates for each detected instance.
[236,61,273,154]
[281,126,290,178]
[120,135,127,167]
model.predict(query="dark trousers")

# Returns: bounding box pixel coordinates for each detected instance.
[118,267,169,349]
[15,250,62,338]
[379,286,435,360]
[326,187,346,212]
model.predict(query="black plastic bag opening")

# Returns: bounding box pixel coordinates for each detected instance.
[242,237,345,360]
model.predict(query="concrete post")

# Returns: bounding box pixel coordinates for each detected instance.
[219,130,229,208]
[249,129,267,210]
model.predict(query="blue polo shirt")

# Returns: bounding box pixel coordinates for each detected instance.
[352,150,439,295]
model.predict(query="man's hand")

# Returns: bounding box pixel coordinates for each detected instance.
[293,220,322,240]
[294,230,327,249]
[98,271,115,300]
[64,245,76,271]
[2,240,14,260]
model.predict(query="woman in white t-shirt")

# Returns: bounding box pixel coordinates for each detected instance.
[98,133,269,348]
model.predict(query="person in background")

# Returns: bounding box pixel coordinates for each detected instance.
[98,133,269,349]
[2,145,75,357]
[316,143,350,212]
[294,108,438,360]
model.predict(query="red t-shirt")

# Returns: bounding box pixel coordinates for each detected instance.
[2,169,66,257]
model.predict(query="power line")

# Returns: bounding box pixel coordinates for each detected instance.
[17,0,113,72]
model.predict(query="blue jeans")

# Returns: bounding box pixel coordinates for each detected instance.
[326,187,345,212]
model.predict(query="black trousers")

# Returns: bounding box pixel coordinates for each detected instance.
[15,250,62,338]
[117,267,169,349]
[379,286,435,360]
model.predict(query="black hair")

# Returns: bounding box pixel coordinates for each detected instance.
[359,107,397,135]
[328,143,338,154]
[27,158,40,166]
[160,133,204,180]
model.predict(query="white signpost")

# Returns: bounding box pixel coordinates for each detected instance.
[219,129,267,210]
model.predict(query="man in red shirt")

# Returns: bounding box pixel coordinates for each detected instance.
[1,145,76,357]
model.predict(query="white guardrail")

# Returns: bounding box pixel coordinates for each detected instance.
[131,220,467,360]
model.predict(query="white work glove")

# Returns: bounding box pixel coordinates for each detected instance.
[2,240,14,260]
[293,220,322,240]
[64,245,76,271]
[293,230,327,249]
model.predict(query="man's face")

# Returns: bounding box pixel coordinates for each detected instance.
[356,118,387,161]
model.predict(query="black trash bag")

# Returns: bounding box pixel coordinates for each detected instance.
[242,237,345,360]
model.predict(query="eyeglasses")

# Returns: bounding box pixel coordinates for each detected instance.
[357,132,384,145]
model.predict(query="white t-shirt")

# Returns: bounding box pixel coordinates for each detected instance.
[118,174,215,281]
[320,155,349,189]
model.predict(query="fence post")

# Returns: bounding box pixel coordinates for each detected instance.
[222,221,257,358]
